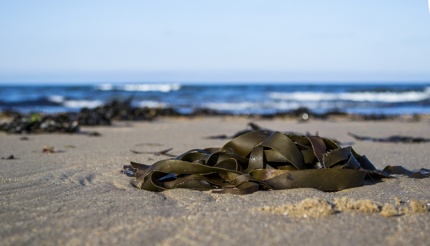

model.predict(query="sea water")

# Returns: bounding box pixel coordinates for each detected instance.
[0,83,429,115]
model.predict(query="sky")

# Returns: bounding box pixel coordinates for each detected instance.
[0,0,430,84]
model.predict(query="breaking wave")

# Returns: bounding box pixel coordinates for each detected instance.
[95,83,181,93]
[269,88,430,103]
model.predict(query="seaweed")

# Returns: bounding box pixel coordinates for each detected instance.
[130,147,176,157]
[205,122,263,139]
[382,166,430,179]
[77,99,180,125]
[0,99,181,134]
[125,129,429,194]
[0,113,79,134]
[205,122,303,139]
[348,132,430,143]
[1,155,15,160]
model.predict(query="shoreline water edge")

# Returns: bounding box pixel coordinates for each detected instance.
[1,82,430,115]
[1,82,430,134]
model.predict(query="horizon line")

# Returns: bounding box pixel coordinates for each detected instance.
[1,81,429,86]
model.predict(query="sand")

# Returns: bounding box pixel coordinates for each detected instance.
[1,117,430,245]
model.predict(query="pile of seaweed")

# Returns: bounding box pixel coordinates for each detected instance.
[124,129,430,194]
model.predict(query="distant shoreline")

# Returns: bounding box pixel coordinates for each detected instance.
[1,83,430,117]
[1,101,429,135]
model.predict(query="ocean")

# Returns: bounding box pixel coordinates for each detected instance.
[1,83,429,116]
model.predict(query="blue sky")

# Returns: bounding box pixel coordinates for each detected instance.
[0,0,429,83]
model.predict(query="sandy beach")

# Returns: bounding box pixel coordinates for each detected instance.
[1,117,430,245]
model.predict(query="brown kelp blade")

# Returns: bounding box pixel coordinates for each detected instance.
[383,166,430,179]
[254,169,367,191]
[348,132,430,143]
[126,130,427,194]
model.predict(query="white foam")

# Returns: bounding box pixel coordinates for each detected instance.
[269,90,430,103]
[96,83,181,93]
[204,102,261,111]
[203,101,306,112]
[48,95,65,103]
[96,83,114,91]
[63,100,103,109]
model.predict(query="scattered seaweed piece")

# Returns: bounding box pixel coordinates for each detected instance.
[1,155,15,160]
[348,132,430,143]
[205,122,263,139]
[383,166,430,179]
[86,131,102,137]
[205,122,302,139]
[130,145,176,157]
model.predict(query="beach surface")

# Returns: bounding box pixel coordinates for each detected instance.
[1,117,430,245]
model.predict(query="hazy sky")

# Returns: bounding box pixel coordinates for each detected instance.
[1,0,429,83]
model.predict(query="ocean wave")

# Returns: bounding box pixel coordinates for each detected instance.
[204,102,261,111]
[95,83,181,93]
[47,95,66,104]
[2,83,429,115]
[203,101,318,112]
[134,100,167,108]
[269,90,430,103]
[63,100,103,109]
[47,95,102,109]
[0,97,62,107]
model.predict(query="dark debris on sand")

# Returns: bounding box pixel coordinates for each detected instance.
[1,155,15,160]
[348,132,430,143]
[0,99,425,134]
[0,99,180,134]
[0,113,79,134]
